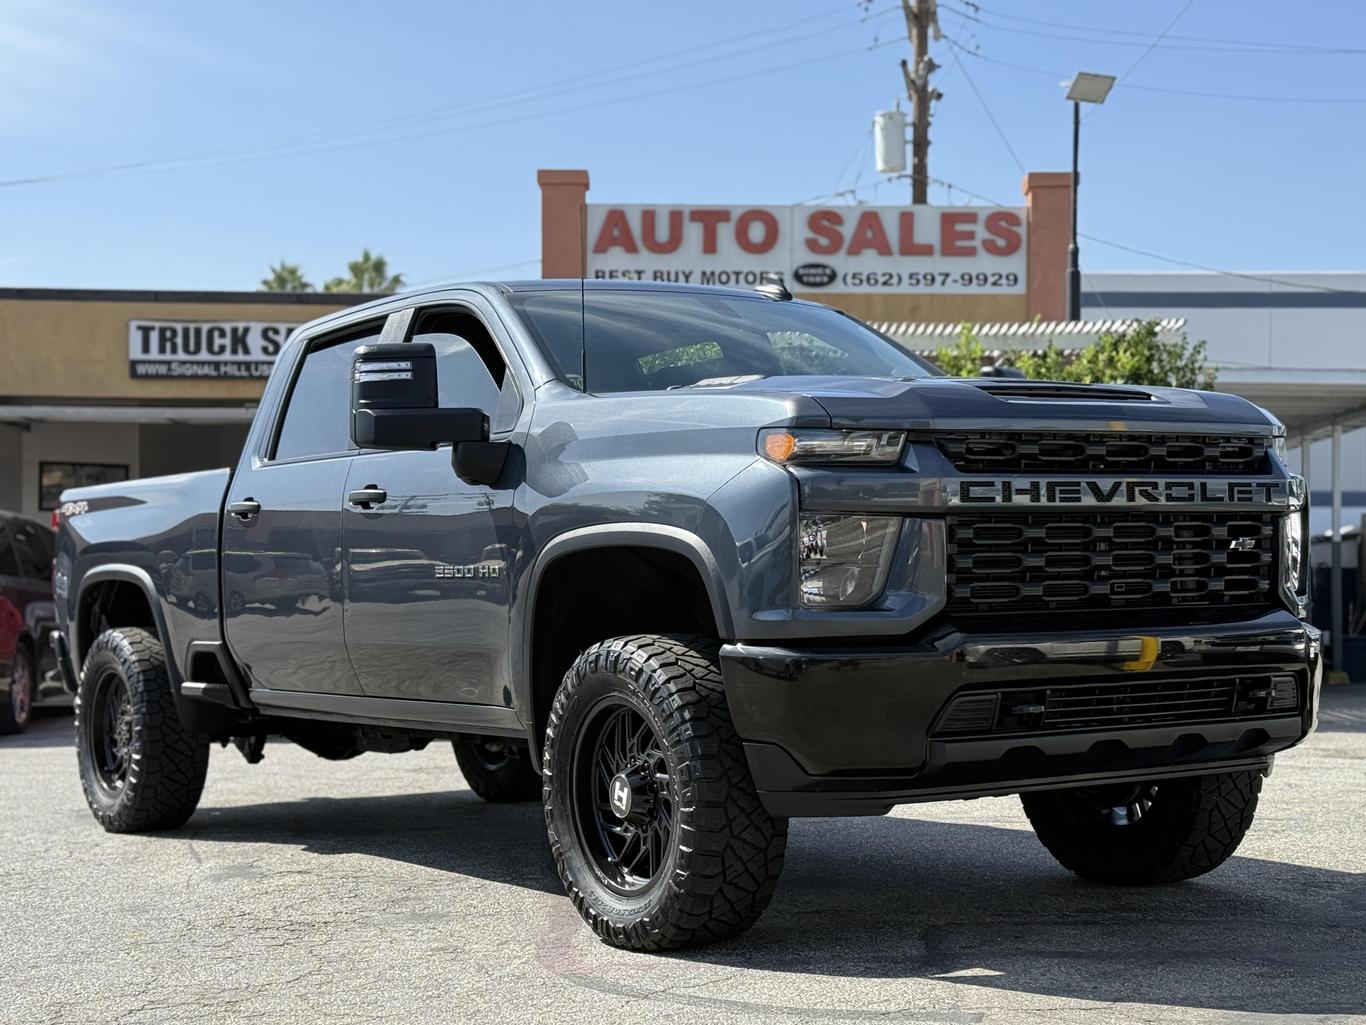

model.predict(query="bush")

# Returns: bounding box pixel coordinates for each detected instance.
[931,319,1215,389]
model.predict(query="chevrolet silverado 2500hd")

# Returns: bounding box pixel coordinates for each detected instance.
[53,280,1320,951]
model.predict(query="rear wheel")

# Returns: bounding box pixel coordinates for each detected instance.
[1021,770,1263,885]
[0,643,35,735]
[452,736,541,802]
[75,628,209,832]
[544,634,788,951]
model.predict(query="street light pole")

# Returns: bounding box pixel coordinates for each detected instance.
[1068,99,1081,322]
[1062,72,1114,323]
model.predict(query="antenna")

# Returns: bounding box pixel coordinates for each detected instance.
[579,274,588,392]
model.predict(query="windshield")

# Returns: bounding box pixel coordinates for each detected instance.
[507,289,940,393]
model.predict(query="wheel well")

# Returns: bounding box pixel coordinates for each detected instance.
[529,546,716,759]
[77,580,157,667]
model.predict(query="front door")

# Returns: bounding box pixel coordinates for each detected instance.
[342,304,523,705]
[222,320,385,695]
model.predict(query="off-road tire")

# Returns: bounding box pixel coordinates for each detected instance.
[1021,770,1263,885]
[453,736,541,802]
[75,627,209,832]
[544,634,788,951]
[0,642,35,735]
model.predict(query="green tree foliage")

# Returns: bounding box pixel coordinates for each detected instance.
[933,323,992,377]
[323,248,405,294]
[932,319,1216,389]
[259,261,314,292]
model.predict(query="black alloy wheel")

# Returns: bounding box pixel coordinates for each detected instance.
[88,668,132,795]
[544,634,788,951]
[571,699,675,895]
[75,627,209,832]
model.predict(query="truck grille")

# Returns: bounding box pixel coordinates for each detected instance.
[932,671,1302,737]
[947,511,1278,615]
[936,432,1270,474]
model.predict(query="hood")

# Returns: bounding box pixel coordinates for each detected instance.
[722,376,1277,434]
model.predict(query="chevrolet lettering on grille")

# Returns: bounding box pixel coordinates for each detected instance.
[953,478,1292,506]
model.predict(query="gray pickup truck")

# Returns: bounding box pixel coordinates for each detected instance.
[53,280,1319,951]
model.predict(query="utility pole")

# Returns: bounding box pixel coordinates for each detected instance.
[899,0,941,204]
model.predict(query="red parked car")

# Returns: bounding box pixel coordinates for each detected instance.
[0,512,64,734]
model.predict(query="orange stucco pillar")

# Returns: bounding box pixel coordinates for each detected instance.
[538,169,590,279]
[1022,171,1072,321]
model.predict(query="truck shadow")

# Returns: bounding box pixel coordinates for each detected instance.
[185,788,1365,1016]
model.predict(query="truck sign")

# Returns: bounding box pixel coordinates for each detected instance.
[127,319,300,379]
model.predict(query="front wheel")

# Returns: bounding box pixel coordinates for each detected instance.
[75,628,209,832]
[1021,770,1263,885]
[544,634,788,951]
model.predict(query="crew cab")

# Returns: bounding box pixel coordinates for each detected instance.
[53,281,1320,951]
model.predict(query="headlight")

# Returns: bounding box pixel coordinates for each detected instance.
[798,514,900,607]
[1282,508,1305,599]
[760,429,904,465]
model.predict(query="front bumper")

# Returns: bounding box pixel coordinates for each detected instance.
[721,611,1321,816]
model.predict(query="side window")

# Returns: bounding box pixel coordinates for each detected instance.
[411,309,521,434]
[273,325,383,461]
[12,522,53,579]
[0,524,17,577]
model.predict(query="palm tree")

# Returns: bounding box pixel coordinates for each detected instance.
[323,249,404,294]
[259,261,314,292]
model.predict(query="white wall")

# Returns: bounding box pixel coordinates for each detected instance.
[1083,271,1366,373]
[19,421,140,521]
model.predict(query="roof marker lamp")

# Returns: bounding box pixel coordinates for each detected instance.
[760,429,905,465]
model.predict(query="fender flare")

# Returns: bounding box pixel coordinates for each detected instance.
[74,564,182,684]
[514,523,735,762]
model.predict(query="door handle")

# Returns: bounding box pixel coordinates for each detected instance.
[227,498,261,520]
[347,486,388,509]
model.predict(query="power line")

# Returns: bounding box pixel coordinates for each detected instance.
[0,3,900,189]
[914,176,1366,296]
[1111,0,1196,87]
[940,37,1366,104]
[942,1,1366,55]
[941,34,1025,173]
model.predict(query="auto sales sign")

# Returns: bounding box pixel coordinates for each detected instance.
[128,320,300,379]
[585,204,1027,294]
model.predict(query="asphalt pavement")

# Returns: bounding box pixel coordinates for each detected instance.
[3,689,1363,1025]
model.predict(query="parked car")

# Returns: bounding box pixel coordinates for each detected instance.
[1,512,64,733]
[53,281,1319,950]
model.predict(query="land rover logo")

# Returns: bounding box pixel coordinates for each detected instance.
[792,262,837,288]
[609,774,632,818]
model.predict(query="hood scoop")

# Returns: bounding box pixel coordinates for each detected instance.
[968,380,1159,403]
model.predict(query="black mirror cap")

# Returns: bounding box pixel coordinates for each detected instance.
[353,407,489,450]
[352,342,438,411]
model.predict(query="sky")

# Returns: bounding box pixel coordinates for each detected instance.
[3,0,1365,292]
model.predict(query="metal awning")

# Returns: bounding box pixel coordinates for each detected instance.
[0,404,257,424]
[1213,368,1366,442]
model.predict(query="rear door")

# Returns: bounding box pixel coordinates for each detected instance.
[341,301,523,704]
[222,318,386,696]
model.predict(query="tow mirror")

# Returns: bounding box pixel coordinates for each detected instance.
[351,342,508,484]
[351,342,488,450]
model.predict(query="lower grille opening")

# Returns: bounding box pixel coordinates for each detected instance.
[933,672,1303,738]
